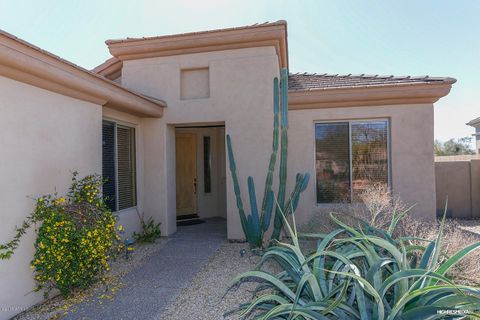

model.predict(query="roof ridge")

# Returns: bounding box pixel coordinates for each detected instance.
[289,72,456,83]
[106,20,287,45]
[288,72,456,92]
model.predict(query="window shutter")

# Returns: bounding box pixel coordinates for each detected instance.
[315,123,351,203]
[102,121,116,212]
[351,121,389,201]
[117,125,136,210]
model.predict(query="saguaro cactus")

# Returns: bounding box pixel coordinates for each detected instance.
[271,68,309,240]
[226,76,279,248]
[227,68,309,247]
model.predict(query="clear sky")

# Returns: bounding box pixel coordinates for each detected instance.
[1,0,478,143]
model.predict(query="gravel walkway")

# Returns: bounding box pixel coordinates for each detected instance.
[159,242,261,320]
[159,242,281,320]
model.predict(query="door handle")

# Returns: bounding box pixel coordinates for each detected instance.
[193,178,197,194]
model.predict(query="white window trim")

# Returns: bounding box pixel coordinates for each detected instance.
[313,118,391,205]
[103,117,138,213]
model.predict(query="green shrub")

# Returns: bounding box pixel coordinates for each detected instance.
[226,209,480,319]
[132,212,161,243]
[1,172,123,297]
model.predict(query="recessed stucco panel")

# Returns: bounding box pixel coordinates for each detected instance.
[180,68,209,100]
[0,76,101,320]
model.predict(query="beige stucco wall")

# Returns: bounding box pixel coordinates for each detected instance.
[0,76,102,320]
[289,104,437,227]
[122,47,279,239]
[471,159,480,218]
[435,161,471,218]
[120,46,437,240]
[435,157,480,219]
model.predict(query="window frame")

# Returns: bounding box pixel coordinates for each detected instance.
[102,118,138,213]
[313,118,392,205]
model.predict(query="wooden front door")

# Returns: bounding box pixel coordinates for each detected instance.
[175,133,197,216]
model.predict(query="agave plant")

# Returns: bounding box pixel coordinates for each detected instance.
[226,208,480,319]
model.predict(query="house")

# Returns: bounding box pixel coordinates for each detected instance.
[0,21,455,318]
[467,117,480,153]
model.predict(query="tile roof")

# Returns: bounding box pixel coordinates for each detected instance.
[91,56,120,73]
[288,73,456,91]
[105,21,287,44]
[0,29,166,109]
[467,117,480,127]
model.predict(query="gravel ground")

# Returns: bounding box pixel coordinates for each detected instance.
[159,220,480,320]
[158,242,275,320]
[13,238,168,320]
[456,219,480,235]
[13,219,480,320]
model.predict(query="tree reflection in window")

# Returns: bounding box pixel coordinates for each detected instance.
[351,121,388,201]
[315,120,389,204]
[315,123,350,203]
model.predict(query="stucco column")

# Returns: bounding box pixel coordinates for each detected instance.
[142,119,177,236]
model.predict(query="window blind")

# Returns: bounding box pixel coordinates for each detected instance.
[315,123,351,203]
[102,121,136,211]
[102,121,116,212]
[117,125,136,210]
[315,120,389,204]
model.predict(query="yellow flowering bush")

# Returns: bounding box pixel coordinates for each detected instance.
[1,172,123,298]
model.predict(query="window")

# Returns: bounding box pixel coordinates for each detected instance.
[102,120,137,211]
[315,120,389,203]
[203,136,212,193]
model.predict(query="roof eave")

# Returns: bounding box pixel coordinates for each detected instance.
[105,21,288,69]
[288,82,454,110]
[92,57,123,80]
[467,118,480,127]
[0,30,165,118]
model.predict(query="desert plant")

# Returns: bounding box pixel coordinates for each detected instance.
[435,137,475,156]
[301,185,480,286]
[0,172,123,297]
[227,68,309,248]
[226,208,480,319]
[132,212,161,243]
